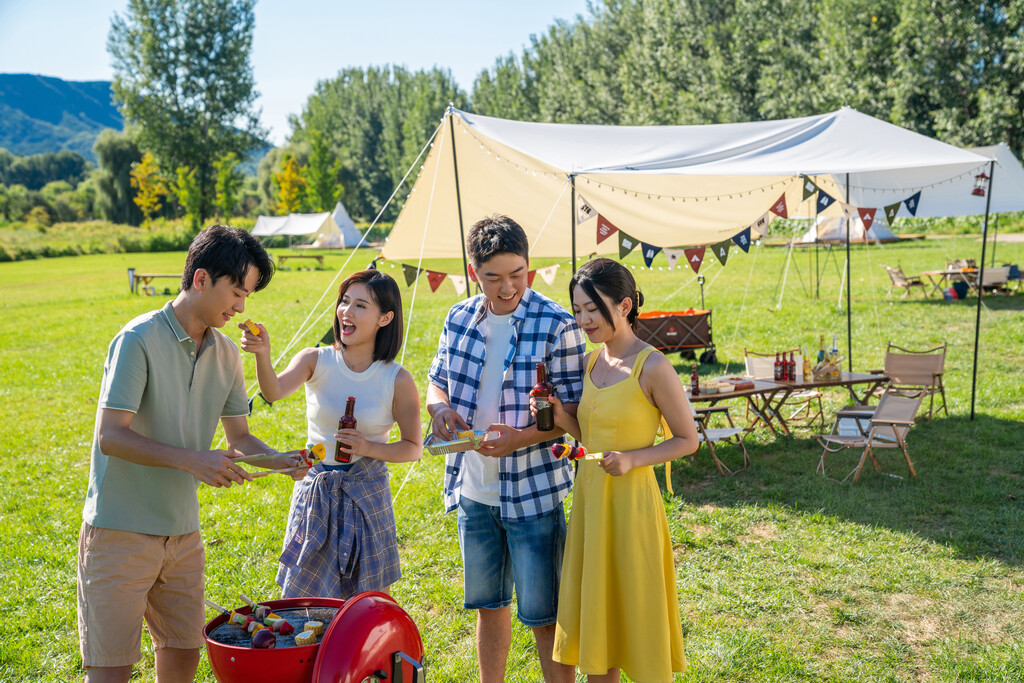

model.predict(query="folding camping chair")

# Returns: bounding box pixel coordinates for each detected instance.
[692,406,749,476]
[814,390,924,483]
[870,342,948,421]
[744,348,824,429]
[884,265,929,298]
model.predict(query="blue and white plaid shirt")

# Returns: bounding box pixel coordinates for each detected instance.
[429,287,586,521]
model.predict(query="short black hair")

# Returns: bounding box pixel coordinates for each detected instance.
[181,224,274,293]
[333,270,404,363]
[466,215,529,267]
[569,257,645,330]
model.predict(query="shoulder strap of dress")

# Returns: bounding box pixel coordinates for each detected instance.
[631,345,657,378]
[585,350,601,373]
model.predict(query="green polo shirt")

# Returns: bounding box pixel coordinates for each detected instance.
[82,301,250,536]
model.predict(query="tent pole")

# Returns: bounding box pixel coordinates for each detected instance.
[990,213,999,267]
[570,174,577,274]
[447,108,472,297]
[845,173,852,371]
[970,160,995,421]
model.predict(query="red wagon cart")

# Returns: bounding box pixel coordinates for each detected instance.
[636,308,716,363]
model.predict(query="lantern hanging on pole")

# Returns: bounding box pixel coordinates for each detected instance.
[972,171,989,196]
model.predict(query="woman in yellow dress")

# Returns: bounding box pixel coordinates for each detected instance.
[536,257,700,682]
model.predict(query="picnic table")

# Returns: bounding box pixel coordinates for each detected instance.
[277,254,324,268]
[921,268,977,294]
[128,268,181,295]
[685,379,791,437]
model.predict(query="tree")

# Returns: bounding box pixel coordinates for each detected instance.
[272,155,306,214]
[174,166,203,233]
[92,129,142,225]
[213,152,244,218]
[130,152,169,223]
[302,131,341,212]
[108,0,265,223]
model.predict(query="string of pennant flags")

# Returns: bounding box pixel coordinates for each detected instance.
[382,174,928,291]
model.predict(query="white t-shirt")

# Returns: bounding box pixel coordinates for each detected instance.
[304,346,401,465]
[459,309,514,506]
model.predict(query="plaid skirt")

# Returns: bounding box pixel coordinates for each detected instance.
[277,457,401,599]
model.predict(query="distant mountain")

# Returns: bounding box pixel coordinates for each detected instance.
[0,74,123,163]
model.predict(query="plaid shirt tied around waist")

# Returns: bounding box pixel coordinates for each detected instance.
[428,288,586,521]
[277,457,400,599]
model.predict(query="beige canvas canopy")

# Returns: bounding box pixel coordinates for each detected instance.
[381,107,994,261]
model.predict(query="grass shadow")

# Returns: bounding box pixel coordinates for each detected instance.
[666,414,1024,565]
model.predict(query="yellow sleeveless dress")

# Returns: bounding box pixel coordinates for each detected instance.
[553,346,686,682]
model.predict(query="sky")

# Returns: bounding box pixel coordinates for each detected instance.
[0,0,591,146]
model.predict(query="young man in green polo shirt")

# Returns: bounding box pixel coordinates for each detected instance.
[77,225,294,682]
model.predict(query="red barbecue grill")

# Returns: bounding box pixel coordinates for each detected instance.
[204,592,425,683]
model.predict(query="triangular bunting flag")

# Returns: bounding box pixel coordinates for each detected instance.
[449,274,467,296]
[858,207,877,231]
[684,247,705,274]
[664,248,684,269]
[426,270,447,292]
[884,202,901,225]
[751,210,772,237]
[538,265,559,286]
[596,214,619,244]
[576,194,597,224]
[801,175,818,201]
[732,227,752,253]
[402,264,422,287]
[618,231,638,259]
[904,191,921,216]
[840,202,857,221]
[527,270,537,287]
[769,193,788,218]
[816,189,836,213]
[711,240,731,266]
[641,243,662,268]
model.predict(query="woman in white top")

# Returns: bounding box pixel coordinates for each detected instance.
[241,269,421,598]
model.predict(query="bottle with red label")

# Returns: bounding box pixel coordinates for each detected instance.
[788,352,796,381]
[336,396,357,463]
[530,363,554,431]
[774,352,782,381]
[690,364,700,396]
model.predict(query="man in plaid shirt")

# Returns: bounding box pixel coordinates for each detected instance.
[427,215,585,683]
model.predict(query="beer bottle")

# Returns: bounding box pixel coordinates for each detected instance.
[818,335,826,363]
[774,352,782,381]
[336,396,357,463]
[788,352,796,381]
[530,363,555,431]
[690,364,700,395]
[802,349,812,379]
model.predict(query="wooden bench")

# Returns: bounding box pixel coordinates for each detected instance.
[277,254,324,268]
[128,268,182,295]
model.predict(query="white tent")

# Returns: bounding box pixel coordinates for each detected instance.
[252,212,337,241]
[382,106,996,261]
[311,202,364,247]
[798,215,899,244]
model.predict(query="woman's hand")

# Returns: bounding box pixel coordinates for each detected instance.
[598,450,635,476]
[530,392,568,430]
[239,321,271,357]
[335,429,368,458]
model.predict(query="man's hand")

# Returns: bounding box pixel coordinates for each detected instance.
[477,424,522,458]
[189,450,254,487]
[431,406,470,441]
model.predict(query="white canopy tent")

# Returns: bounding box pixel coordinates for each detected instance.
[252,212,335,238]
[381,106,1021,418]
[382,106,993,261]
[310,202,365,247]
[798,215,900,244]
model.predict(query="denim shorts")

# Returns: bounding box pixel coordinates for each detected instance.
[456,496,566,627]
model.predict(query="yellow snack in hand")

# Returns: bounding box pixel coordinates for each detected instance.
[457,430,476,439]
[243,319,260,336]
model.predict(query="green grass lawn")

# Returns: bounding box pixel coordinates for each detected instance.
[1,235,1022,681]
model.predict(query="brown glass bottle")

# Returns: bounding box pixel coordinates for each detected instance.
[336,396,357,463]
[530,363,555,431]
[788,352,796,381]
[690,363,700,396]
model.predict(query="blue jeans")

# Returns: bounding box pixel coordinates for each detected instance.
[456,496,567,627]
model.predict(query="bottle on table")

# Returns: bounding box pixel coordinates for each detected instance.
[802,349,812,379]
[788,352,796,381]
[774,352,782,381]
[818,335,826,363]
[336,396,357,463]
[690,363,700,396]
[531,362,555,431]
[831,334,840,378]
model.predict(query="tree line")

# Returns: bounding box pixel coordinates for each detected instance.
[4,0,1020,232]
